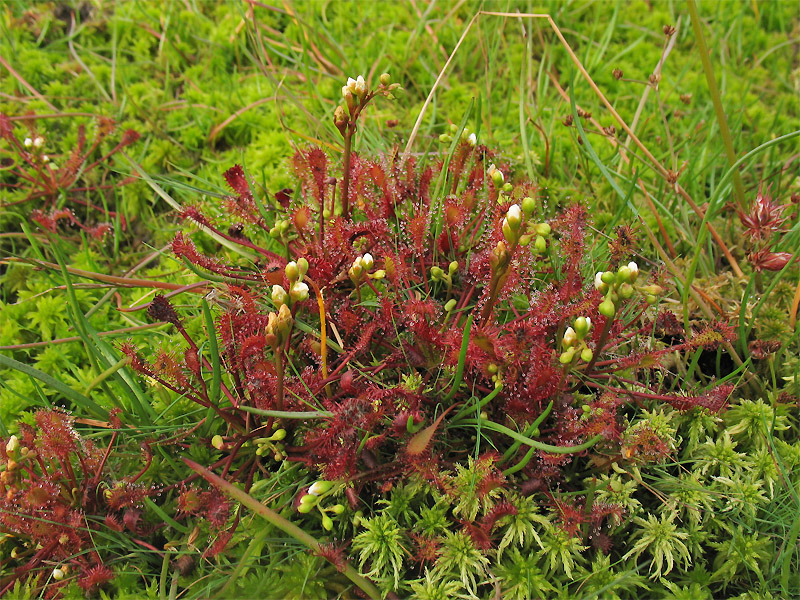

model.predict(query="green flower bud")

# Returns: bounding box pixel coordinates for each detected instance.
[439,133,453,144]
[502,219,516,244]
[269,428,287,442]
[519,234,532,246]
[331,504,345,515]
[308,480,334,496]
[580,347,594,362]
[640,284,664,296]
[322,515,334,531]
[502,182,513,193]
[487,363,498,374]
[444,299,457,312]
[521,196,536,216]
[646,294,658,305]
[379,73,391,86]
[300,493,318,505]
[285,261,299,282]
[297,257,309,280]
[534,235,547,253]
[211,435,224,450]
[559,347,576,364]
[601,271,616,285]
[574,316,591,337]
[297,502,314,513]
[619,283,634,299]
[616,266,631,285]
[430,266,444,281]
[534,223,551,237]
[448,261,459,275]
[599,298,616,318]
[371,269,386,280]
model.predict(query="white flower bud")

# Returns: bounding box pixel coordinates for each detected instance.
[594,271,605,290]
[627,261,639,281]
[361,253,374,271]
[308,480,333,496]
[506,204,522,230]
[271,285,288,307]
[467,132,477,146]
[563,326,577,348]
[6,435,19,454]
[354,75,367,97]
[23,137,33,148]
[33,136,45,148]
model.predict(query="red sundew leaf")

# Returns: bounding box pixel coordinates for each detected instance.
[405,404,457,457]
[223,165,252,199]
[274,187,293,207]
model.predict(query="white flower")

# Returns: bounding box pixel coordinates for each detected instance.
[342,85,350,98]
[52,568,65,581]
[6,435,18,453]
[563,327,577,348]
[467,132,477,146]
[627,261,639,280]
[23,137,33,148]
[290,281,309,303]
[42,155,49,163]
[33,136,45,148]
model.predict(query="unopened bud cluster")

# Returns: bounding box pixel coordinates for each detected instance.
[486,363,504,388]
[560,316,594,364]
[500,199,551,255]
[594,261,662,317]
[297,480,345,531]
[349,253,385,286]
[273,258,310,309]
[430,261,458,289]
[439,123,477,147]
[2,436,35,497]
[253,427,288,461]
[269,217,293,240]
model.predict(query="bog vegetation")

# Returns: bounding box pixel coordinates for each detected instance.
[0,1,798,599]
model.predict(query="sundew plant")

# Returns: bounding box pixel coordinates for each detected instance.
[1,1,798,599]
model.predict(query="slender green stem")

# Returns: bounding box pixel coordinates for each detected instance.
[274,350,285,412]
[239,406,333,419]
[686,0,746,210]
[459,418,603,455]
[341,126,353,218]
[450,384,503,424]
[84,356,130,395]
[444,313,474,402]
[500,401,554,463]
